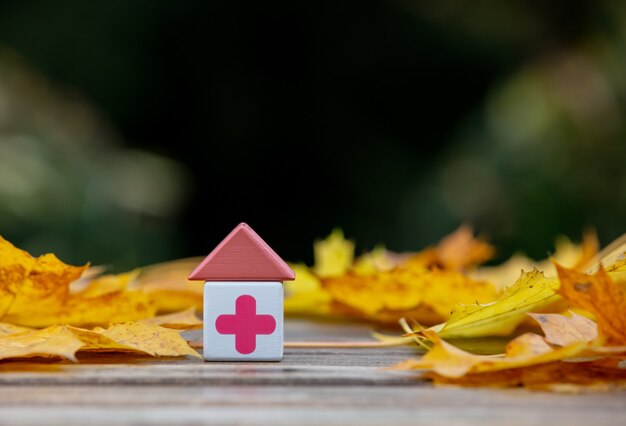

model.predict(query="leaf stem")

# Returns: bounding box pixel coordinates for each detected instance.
[284,339,410,348]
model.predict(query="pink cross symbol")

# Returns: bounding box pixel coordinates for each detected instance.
[215,295,277,354]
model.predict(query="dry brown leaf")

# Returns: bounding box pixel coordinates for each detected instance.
[528,312,597,346]
[556,264,626,345]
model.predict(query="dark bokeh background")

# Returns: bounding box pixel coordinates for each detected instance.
[0,0,625,270]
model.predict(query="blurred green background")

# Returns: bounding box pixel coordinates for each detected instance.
[0,0,625,270]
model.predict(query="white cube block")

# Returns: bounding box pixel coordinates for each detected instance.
[203,281,283,361]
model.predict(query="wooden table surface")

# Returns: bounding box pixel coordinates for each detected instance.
[0,319,624,426]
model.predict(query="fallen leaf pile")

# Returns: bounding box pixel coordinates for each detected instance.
[392,257,626,392]
[125,226,501,325]
[0,236,201,361]
[2,226,626,393]
[285,227,498,324]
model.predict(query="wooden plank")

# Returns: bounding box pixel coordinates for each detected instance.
[0,385,625,426]
[0,320,418,386]
[0,319,624,426]
[0,347,419,386]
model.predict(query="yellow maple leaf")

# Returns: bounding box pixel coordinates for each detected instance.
[65,325,140,353]
[313,229,355,278]
[0,322,33,336]
[324,270,422,316]
[0,322,202,362]
[0,236,88,325]
[589,231,626,272]
[283,264,332,315]
[555,264,626,346]
[76,270,140,297]
[0,238,178,327]
[470,231,599,289]
[0,325,85,362]
[352,246,396,275]
[59,291,156,328]
[96,323,202,358]
[432,270,560,339]
[421,270,497,319]
[323,268,495,324]
[13,270,157,328]
[134,258,204,314]
[283,227,497,324]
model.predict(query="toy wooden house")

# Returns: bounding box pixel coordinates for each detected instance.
[188,223,295,361]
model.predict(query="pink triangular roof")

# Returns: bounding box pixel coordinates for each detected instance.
[188,223,295,281]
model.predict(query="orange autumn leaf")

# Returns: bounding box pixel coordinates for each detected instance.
[433,225,495,270]
[406,225,494,271]
[555,264,626,345]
